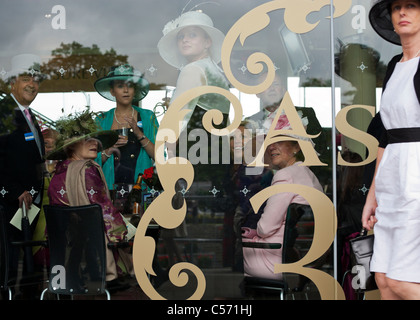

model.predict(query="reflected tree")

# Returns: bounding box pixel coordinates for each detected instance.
[40,41,129,93]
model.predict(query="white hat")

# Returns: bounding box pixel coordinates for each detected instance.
[157,11,225,69]
[7,53,44,81]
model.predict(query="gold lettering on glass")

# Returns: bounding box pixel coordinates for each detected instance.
[336,105,379,166]
[133,0,353,300]
[248,92,327,168]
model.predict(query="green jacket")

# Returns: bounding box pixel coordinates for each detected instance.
[95,105,158,189]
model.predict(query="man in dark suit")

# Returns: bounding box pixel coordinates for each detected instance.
[0,54,45,298]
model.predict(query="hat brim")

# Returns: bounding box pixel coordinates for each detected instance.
[46,130,118,160]
[369,0,401,46]
[94,74,150,103]
[158,25,225,69]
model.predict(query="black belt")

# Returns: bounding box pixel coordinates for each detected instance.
[387,128,420,144]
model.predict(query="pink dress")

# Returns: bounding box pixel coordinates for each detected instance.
[242,162,323,280]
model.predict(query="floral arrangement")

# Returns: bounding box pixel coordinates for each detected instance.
[142,166,163,191]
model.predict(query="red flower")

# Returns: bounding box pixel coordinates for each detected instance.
[141,166,162,190]
[275,114,291,130]
[143,167,154,179]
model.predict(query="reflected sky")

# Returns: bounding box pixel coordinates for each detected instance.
[0,0,401,122]
[0,1,400,81]
[0,0,260,84]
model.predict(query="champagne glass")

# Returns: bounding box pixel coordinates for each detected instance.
[119,127,128,141]
[46,160,56,175]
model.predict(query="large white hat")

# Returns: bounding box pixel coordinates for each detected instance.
[157,11,225,69]
[7,53,44,81]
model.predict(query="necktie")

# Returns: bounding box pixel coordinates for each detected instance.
[24,108,33,124]
[24,108,42,157]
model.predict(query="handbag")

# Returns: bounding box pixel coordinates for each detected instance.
[348,228,377,292]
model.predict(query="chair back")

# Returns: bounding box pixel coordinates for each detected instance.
[282,203,314,263]
[44,204,107,296]
[0,204,10,291]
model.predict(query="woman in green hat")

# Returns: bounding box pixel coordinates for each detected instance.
[47,109,133,284]
[94,65,159,190]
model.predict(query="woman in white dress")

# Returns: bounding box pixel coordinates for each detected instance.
[158,10,230,132]
[363,0,420,300]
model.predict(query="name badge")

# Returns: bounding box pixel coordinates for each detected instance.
[24,132,35,141]
[137,121,143,128]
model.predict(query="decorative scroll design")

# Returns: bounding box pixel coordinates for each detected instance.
[221,0,352,94]
[133,86,242,300]
[133,0,353,300]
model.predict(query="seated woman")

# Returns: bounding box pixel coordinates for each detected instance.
[46,109,132,285]
[242,115,323,280]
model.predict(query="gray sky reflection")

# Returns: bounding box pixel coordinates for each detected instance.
[0,0,401,123]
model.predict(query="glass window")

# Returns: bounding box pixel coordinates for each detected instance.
[0,0,392,301]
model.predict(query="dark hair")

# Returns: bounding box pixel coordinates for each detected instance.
[387,1,392,14]
[387,0,420,13]
[109,79,139,100]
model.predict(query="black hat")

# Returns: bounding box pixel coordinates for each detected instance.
[369,0,401,46]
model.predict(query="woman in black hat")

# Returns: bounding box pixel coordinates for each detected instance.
[362,0,420,299]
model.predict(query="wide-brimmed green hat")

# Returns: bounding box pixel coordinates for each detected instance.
[369,0,401,46]
[46,107,118,160]
[94,64,149,103]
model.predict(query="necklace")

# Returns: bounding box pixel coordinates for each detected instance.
[114,107,134,125]
[400,48,420,62]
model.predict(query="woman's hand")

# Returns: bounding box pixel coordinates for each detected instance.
[361,148,383,231]
[362,195,378,231]
[114,135,128,148]
[242,227,258,239]
[18,190,32,210]
[122,114,155,160]
[123,115,143,140]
